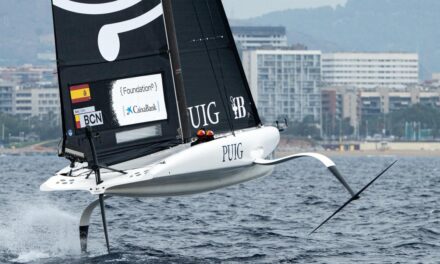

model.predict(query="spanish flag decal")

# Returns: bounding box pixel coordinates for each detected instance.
[75,114,81,129]
[70,84,91,104]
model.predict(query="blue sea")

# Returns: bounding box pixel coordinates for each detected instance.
[0,155,439,263]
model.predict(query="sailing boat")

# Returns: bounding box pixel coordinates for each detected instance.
[41,0,396,253]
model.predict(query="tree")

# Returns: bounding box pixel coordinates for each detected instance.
[361,104,440,140]
[0,113,61,143]
[285,115,321,139]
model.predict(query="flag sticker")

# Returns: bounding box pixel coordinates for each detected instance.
[70,84,91,104]
[75,114,81,129]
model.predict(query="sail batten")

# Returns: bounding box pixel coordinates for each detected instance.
[56,50,170,68]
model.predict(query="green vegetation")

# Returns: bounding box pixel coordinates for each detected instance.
[0,113,61,145]
[285,115,321,139]
[322,115,354,139]
[361,104,440,140]
[283,105,440,141]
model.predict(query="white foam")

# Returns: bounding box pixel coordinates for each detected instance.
[11,251,50,263]
[0,203,81,263]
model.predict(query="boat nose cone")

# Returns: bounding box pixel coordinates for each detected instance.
[40,181,53,192]
[251,147,265,159]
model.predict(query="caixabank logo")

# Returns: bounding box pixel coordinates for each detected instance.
[53,0,164,62]
[125,104,158,116]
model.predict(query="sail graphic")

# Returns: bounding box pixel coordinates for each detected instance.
[53,0,143,15]
[97,4,164,61]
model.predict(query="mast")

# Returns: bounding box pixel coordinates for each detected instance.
[162,0,192,143]
[51,0,68,156]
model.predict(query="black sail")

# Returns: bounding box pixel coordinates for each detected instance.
[52,0,261,165]
[52,0,181,165]
[172,0,261,134]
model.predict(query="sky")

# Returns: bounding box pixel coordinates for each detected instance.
[222,0,347,19]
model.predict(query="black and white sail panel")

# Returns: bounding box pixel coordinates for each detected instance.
[52,0,181,165]
[172,0,261,134]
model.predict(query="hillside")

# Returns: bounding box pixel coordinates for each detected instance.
[236,0,440,78]
[1,0,440,79]
[0,0,53,65]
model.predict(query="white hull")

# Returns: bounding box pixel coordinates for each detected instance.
[107,165,273,197]
[41,126,280,197]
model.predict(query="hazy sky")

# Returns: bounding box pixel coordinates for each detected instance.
[222,0,347,19]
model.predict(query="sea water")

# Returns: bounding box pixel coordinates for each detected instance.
[0,155,439,263]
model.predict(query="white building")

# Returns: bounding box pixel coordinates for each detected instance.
[243,49,322,124]
[0,82,60,121]
[13,86,60,119]
[0,81,15,114]
[322,52,419,89]
[232,26,288,51]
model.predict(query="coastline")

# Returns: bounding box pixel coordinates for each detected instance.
[2,141,440,158]
[0,140,58,156]
[3,150,439,158]
[277,149,440,158]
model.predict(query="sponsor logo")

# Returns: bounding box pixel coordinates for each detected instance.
[187,102,220,129]
[222,143,244,162]
[70,84,92,104]
[75,111,104,129]
[231,96,247,120]
[120,83,158,96]
[124,104,158,116]
[111,74,167,127]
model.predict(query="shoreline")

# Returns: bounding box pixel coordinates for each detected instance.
[277,149,440,157]
[2,149,440,158]
[2,140,440,157]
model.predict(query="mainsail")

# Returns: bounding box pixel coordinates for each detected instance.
[52,0,261,165]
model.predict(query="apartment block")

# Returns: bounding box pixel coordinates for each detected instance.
[0,81,15,114]
[0,82,60,120]
[322,86,360,134]
[322,52,419,89]
[232,26,288,51]
[13,85,60,119]
[243,49,322,124]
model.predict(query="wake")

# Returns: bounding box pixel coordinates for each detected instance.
[0,203,80,263]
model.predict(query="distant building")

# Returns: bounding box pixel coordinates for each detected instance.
[321,85,440,137]
[0,80,60,122]
[0,65,60,120]
[242,49,322,124]
[432,73,440,81]
[231,26,288,52]
[322,86,360,135]
[0,81,15,114]
[0,65,56,85]
[13,85,60,121]
[360,87,440,116]
[322,52,419,89]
